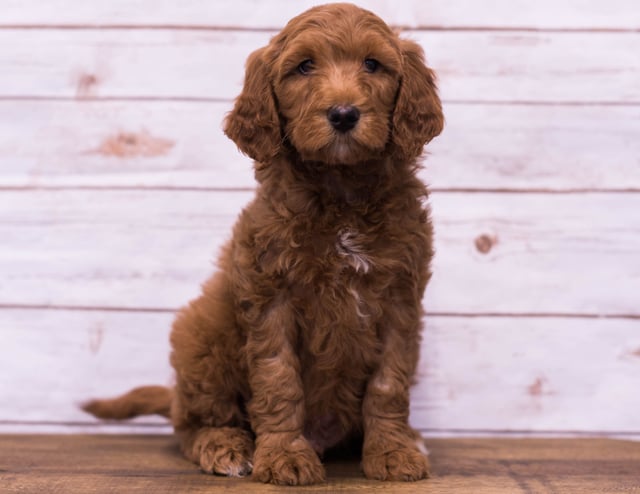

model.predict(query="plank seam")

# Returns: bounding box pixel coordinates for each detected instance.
[1,420,639,437]
[0,25,638,33]
[2,185,640,194]
[1,96,639,106]
[1,304,638,319]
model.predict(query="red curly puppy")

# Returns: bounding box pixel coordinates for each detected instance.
[84,2,443,485]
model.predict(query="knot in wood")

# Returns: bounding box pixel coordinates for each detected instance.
[474,234,497,254]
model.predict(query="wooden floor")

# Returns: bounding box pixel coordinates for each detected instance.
[1,436,639,493]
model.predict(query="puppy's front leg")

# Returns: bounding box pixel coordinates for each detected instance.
[247,303,325,485]
[361,328,430,481]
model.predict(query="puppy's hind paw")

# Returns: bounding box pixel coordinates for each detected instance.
[192,427,254,477]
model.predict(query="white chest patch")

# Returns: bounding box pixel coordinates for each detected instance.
[335,229,372,274]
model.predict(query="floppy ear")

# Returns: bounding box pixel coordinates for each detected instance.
[224,47,282,165]
[391,39,444,161]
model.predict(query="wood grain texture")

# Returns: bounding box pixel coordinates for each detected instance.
[0,309,174,425]
[3,0,640,29]
[1,435,639,493]
[1,190,638,315]
[2,100,639,190]
[2,309,639,433]
[413,317,640,432]
[1,30,638,103]
[2,0,639,438]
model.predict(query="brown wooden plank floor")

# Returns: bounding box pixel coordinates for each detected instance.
[1,435,639,493]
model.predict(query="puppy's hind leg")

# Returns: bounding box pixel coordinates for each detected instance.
[170,273,253,477]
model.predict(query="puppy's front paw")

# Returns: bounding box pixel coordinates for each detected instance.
[252,434,325,485]
[362,444,430,481]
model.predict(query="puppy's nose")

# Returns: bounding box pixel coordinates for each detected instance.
[328,105,360,132]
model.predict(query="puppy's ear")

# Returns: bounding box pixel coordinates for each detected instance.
[224,47,281,165]
[391,39,444,161]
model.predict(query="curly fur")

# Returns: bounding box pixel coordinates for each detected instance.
[83,3,443,485]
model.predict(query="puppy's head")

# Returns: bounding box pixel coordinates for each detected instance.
[224,3,443,167]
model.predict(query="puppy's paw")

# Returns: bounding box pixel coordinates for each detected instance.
[252,434,325,485]
[362,445,430,481]
[193,427,254,477]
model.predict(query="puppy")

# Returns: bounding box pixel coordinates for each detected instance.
[84,2,443,485]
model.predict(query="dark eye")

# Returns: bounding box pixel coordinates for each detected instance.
[297,59,314,75]
[364,58,380,73]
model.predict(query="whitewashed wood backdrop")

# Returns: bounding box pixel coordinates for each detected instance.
[1,0,639,438]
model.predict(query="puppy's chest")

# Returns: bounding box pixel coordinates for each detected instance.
[333,228,374,275]
[294,222,383,276]
[258,217,401,314]
[288,225,387,322]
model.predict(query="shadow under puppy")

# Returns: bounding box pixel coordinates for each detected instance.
[84,2,443,485]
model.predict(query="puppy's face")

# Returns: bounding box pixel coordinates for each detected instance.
[271,11,403,164]
[224,4,443,168]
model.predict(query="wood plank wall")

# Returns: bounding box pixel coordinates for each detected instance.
[1,0,639,437]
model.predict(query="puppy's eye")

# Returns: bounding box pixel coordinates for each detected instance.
[297,59,315,75]
[364,58,381,73]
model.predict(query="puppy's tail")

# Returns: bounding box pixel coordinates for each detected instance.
[82,385,172,420]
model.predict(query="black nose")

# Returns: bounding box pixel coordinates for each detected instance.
[327,105,360,132]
